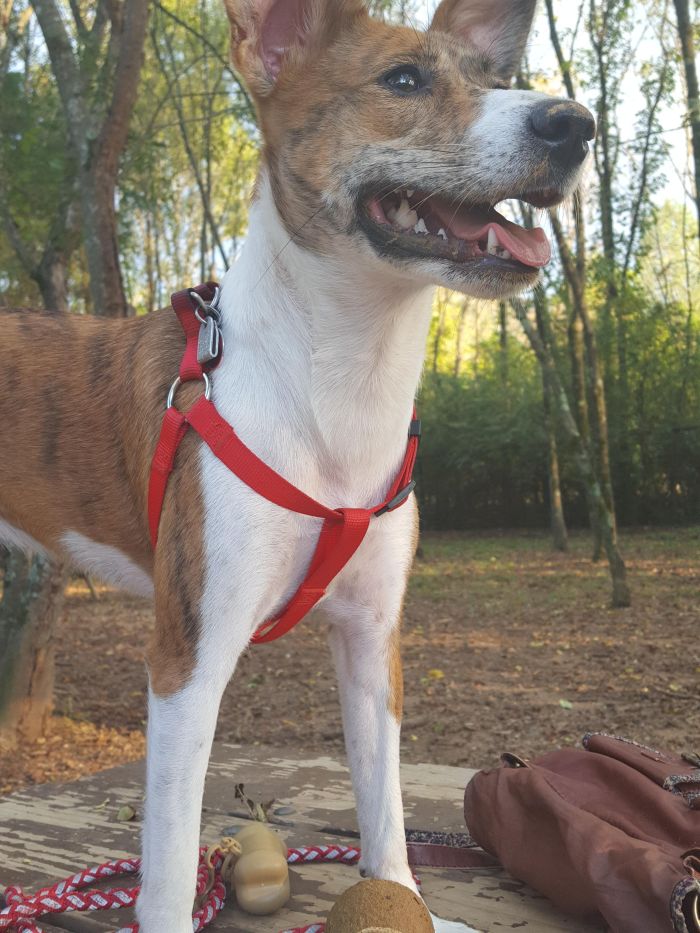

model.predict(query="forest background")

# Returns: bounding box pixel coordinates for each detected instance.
[0,0,698,744]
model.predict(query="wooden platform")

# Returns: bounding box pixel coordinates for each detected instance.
[0,744,603,932]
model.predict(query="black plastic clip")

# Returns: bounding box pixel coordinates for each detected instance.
[375,480,416,517]
[409,419,422,438]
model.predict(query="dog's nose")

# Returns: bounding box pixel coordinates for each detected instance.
[529,100,596,165]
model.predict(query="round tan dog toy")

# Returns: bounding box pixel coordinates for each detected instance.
[325,879,434,933]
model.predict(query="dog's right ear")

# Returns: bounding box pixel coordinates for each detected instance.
[224,0,366,97]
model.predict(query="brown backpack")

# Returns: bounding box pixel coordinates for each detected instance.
[463,733,700,933]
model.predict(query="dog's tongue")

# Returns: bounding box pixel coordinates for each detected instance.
[433,203,551,268]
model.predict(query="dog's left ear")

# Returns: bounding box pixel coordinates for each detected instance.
[223,0,367,97]
[430,0,537,80]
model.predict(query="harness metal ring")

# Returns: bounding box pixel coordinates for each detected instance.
[166,373,211,410]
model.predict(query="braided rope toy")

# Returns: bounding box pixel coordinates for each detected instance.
[0,843,363,933]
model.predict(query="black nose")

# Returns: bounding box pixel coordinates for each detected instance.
[529,99,596,166]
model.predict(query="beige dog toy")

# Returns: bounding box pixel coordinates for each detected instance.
[224,824,290,915]
[325,879,434,933]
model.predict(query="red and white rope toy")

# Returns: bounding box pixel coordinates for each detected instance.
[0,844,362,933]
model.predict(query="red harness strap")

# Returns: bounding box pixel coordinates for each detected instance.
[148,284,420,645]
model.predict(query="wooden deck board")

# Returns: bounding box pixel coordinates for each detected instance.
[0,744,603,932]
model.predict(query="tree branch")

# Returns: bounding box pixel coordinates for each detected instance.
[1,203,38,276]
[67,0,88,40]
[549,212,583,303]
[622,56,670,278]
[152,0,255,122]
[94,0,149,179]
[544,0,577,99]
[672,0,700,243]
[31,0,89,162]
[153,24,229,270]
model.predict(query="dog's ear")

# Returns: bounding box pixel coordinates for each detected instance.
[224,0,367,97]
[430,0,537,80]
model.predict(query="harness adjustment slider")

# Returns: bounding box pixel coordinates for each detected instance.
[197,315,222,366]
[375,480,416,517]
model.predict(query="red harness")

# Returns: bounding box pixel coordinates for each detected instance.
[148,283,421,644]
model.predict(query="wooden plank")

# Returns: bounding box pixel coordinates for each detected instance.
[0,744,604,932]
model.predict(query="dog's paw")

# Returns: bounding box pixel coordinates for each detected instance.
[357,857,417,893]
[134,907,194,933]
[429,913,482,933]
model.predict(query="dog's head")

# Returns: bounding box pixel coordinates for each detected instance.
[224,0,595,299]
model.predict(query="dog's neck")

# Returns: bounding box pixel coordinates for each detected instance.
[216,173,434,499]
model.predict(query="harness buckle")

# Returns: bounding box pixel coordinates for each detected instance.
[189,286,222,325]
[189,287,224,368]
[375,480,416,517]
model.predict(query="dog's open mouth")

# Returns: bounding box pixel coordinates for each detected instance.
[362,189,552,270]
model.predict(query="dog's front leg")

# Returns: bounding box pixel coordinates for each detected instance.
[136,675,228,933]
[136,524,250,932]
[328,607,414,890]
[326,511,418,893]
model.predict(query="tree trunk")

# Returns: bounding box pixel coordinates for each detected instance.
[542,371,568,552]
[673,0,700,244]
[513,299,631,607]
[145,210,156,315]
[531,288,568,550]
[568,304,603,555]
[453,299,467,377]
[32,0,150,318]
[580,306,618,546]
[34,251,70,312]
[551,214,619,563]
[0,552,66,746]
[544,2,623,564]
[498,300,508,381]
[79,169,128,317]
[432,296,447,372]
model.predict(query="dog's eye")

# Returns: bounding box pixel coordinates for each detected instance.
[383,65,427,95]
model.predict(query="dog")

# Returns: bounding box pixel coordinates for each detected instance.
[0,0,595,928]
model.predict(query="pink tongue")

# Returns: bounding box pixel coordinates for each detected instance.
[487,220,551,268]
[434,205,551,268]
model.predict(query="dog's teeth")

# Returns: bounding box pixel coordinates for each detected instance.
[414,218,428,235]
[487,227,499,255]
[501,249,511,260]
[387,206,398,222]
[437,228,447,241]
[394,197,419,230]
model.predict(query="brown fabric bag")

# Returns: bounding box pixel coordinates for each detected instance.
[464,733,700,933]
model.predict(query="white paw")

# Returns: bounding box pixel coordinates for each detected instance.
[357,857,418,894]
[135,906,194,933]
[430,911,482,933]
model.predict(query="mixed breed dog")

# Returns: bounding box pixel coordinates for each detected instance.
[0,0,595,928]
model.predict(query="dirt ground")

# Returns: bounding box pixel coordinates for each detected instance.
[1,527,698,796]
